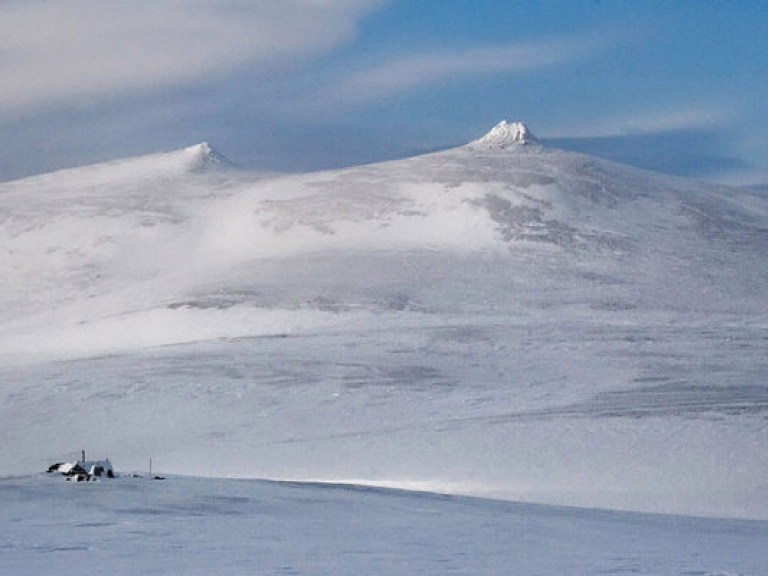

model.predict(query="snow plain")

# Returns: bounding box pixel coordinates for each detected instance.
[1,123,768,571]
[2,474,767,576]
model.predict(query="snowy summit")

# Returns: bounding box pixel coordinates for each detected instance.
[466,120,537,150]
[182,141,230,172]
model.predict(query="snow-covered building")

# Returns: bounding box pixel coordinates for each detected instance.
[47,453,115,481]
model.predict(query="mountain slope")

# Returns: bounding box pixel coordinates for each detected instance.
[1,122,767,518]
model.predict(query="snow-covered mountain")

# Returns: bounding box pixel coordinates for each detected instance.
[2,121,767,519]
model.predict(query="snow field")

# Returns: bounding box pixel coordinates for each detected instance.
[2,474,767,576]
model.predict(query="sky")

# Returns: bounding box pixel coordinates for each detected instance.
[1,0,767,185]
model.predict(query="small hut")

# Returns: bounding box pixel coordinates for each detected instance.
[47,451,115,481]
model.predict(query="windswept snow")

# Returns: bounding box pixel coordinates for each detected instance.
[1,123,768,521]
[2,475,766,576]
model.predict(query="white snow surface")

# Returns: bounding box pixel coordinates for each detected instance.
[2,124,768,529]
[2,474,766,575]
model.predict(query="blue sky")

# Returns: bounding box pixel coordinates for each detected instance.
[1,0,767,184]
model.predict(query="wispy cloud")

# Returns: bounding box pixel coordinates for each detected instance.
[332,34,611,102]
[0,0,381,123]
[546,104,737,139]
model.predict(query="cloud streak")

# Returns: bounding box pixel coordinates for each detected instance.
[333,34,610,102]
[0,0,381,123]
[546,104,736,139]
